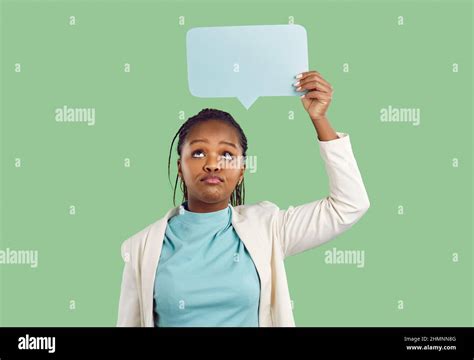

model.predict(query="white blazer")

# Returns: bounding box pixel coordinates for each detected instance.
[117,131,370,327]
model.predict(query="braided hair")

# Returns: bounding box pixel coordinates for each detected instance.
[167,108,248,207]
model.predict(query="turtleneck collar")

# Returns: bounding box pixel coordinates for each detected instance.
[175,200,231,225]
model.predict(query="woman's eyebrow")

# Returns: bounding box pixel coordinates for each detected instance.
[189,139,237,149]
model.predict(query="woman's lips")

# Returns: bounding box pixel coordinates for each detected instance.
[203,178,222,185]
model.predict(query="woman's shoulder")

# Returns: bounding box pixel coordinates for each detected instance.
[120,206,180,253]
[119,220,160,260]
[232,200,282,222]
[236,200,280,212]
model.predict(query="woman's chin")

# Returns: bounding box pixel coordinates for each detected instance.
[199,190,226,203]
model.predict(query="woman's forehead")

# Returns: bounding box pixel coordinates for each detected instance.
[185,120,240,145]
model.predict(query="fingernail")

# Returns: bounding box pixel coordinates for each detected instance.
[300,94,305,98]
[293,81,300,86]
[296,73,303,79]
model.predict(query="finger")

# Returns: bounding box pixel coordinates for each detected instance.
[297,73,332,90]
[297,80,333,94]
[296,70,320,79]
[301,90,333,102]
[296,71,329,85]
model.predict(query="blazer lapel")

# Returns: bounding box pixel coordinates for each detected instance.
[230,205,272,326]
[141,206,179,326]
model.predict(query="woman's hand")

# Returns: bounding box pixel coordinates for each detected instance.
[294,70,334,121]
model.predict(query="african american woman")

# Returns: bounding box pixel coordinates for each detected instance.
[117,70,370,327]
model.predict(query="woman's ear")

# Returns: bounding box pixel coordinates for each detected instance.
[239,165,246,180]
[238,172,244,185]
[177,159,182,179]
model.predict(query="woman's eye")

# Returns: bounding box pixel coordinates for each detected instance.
[221,151,234,160]
[191,150,234,160]
[192,150,204,158]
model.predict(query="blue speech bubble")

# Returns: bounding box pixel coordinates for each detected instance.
[186,24,309,109]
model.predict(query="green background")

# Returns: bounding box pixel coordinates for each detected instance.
[1,0,472,326]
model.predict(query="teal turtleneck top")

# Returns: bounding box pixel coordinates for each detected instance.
[153,201,260,327]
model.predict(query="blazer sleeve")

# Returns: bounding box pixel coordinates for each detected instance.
[116,238,142,327]
[274,131,370,258]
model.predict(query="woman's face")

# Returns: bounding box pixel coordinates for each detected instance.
[178,119,245,208]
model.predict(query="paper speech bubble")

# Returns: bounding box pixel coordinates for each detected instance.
[186,24,309,109]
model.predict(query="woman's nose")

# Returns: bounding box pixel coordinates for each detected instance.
[204,155,221,172]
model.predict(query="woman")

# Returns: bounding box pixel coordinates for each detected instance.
[117,70,370,327]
